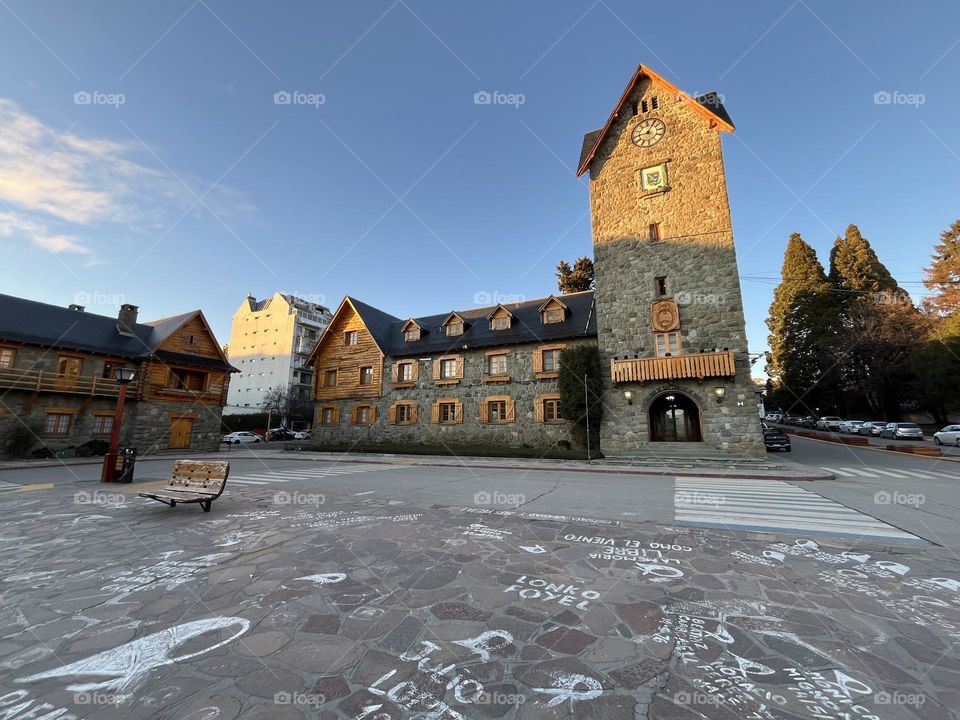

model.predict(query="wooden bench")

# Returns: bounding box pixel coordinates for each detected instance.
[139,460,230,512]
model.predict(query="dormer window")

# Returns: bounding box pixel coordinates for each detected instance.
[446,321,463,336]
[442,312,466,337]
[538,296,568,325]
[402,319,421,342]
[487,305,513,331]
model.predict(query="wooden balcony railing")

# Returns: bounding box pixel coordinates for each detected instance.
[0,367,136,398]
[611,350,736,384]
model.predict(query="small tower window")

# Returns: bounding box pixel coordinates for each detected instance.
[641,99,649,113]
[650,222,662,243]
[655,276,667,296]
[651,96,659,110]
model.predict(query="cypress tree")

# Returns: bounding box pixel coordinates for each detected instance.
[766,233,841,414]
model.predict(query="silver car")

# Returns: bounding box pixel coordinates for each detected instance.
[859,422,886,436]
[840,420,865,434]
[934,425,960,447]
[880,423,923,441]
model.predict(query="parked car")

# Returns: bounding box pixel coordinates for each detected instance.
[765,413,782,424]
[858,421,886,436]
[880,423,924,441]
[293,429,312,440]
[800,416,818,428]
[839,420,865,434]
[763,426,791,452]
[267,428,296,441]
[223,431,263,444]
[934,425,960,447]
[816,416,844,431]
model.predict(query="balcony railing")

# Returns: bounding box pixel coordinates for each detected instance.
[611,350,736,384]
[0,367,136,397]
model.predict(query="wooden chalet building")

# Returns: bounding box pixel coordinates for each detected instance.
[307,292,597,448]
[0,294,235,457]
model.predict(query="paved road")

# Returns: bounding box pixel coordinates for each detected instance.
[2,455,960,718]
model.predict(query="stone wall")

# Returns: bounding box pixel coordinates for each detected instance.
[587,77,765,457]
[311,338,597,450]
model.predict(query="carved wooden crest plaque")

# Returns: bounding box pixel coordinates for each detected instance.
[651,300,680,332]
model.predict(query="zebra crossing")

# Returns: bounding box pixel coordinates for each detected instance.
[674,477,923,543]
[229,463,390,486]
[820,466,960,480]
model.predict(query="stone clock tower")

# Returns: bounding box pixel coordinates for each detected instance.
[578,64,765,457]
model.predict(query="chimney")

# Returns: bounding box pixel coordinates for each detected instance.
[118,304,139,333]
[68,304,85,312]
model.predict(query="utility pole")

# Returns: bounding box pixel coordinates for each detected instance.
[584,372,591,462]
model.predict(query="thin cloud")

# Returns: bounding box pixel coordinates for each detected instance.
[0,211,89,255]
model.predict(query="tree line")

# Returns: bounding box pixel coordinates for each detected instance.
[766,222,960,425]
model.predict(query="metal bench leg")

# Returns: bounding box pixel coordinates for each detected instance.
[201,500,211,512]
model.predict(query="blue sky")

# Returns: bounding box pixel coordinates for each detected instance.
[1,1,958,369]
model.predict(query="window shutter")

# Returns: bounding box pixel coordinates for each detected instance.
[431,402,439,424]
[332,406,340,424]
[534,396,544,423]
[411,362,420,382]
[455,356,464,378]
[410,403,418,423]
[479,401,489,424]
[351,406,358,424]
[433,360,442,381]
[454,401,463,424]
[391,364,399,383]
[369,406,376,424]
[533,349,543,373]
[389,404,397,424]
[506,398,516,423]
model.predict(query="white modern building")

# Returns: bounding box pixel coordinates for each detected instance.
[224,293,331,415]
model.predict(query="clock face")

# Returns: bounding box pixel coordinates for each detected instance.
[631,118,666,148]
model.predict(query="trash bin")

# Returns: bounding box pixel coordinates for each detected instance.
[115,447,137,483]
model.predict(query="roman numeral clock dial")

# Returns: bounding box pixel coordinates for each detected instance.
[631,118,666,148]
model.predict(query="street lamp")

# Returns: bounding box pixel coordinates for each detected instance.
[101,366,137,483]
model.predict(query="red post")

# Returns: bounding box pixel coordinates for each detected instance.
[100,383,128,483]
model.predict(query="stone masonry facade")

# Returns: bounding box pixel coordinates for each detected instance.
[313,338,596,449]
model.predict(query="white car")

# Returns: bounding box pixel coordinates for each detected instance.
[222,431,263,444]
[816,416,844,431]
[293,430,312,440]
[839,420,865,434]
[934,425,960,447]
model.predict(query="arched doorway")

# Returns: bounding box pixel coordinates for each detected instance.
[649,392,702,442]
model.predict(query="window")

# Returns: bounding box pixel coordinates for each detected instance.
[491,316,510,331]
[44,412,72,435]
[0,348,14,369]
[542,349,560,372]
[655,332,681,357]
[58,356,81,376]
[324,369,338,387]
[93,414,114,435]
[359,366,374,385]
[544,309,564,324]
[440,359,458,378]
[439,402,457,423]
[481,396,514,424]
[404,327,420,342]
[446,321,463,336]
[397,362,414,382]
[488,354,507,376]
[650,223,662,243]
[319,406,339,425]
[352,405,375,425]
[655,276,667,296]
[167,369,206,391]
[641,99,648,113]
[344,331,358,346]
[544,397,561,421]
[641,163,668,192]
[397,404,412,423]
[488,400,507,421]
[651,96,659,110]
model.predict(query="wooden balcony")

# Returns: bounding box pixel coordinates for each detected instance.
[0,367,138,398]
[611,351,736,384]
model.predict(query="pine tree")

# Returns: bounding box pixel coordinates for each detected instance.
[556,257,595,293]
[923,219,960,324]
[766,233,841,413]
